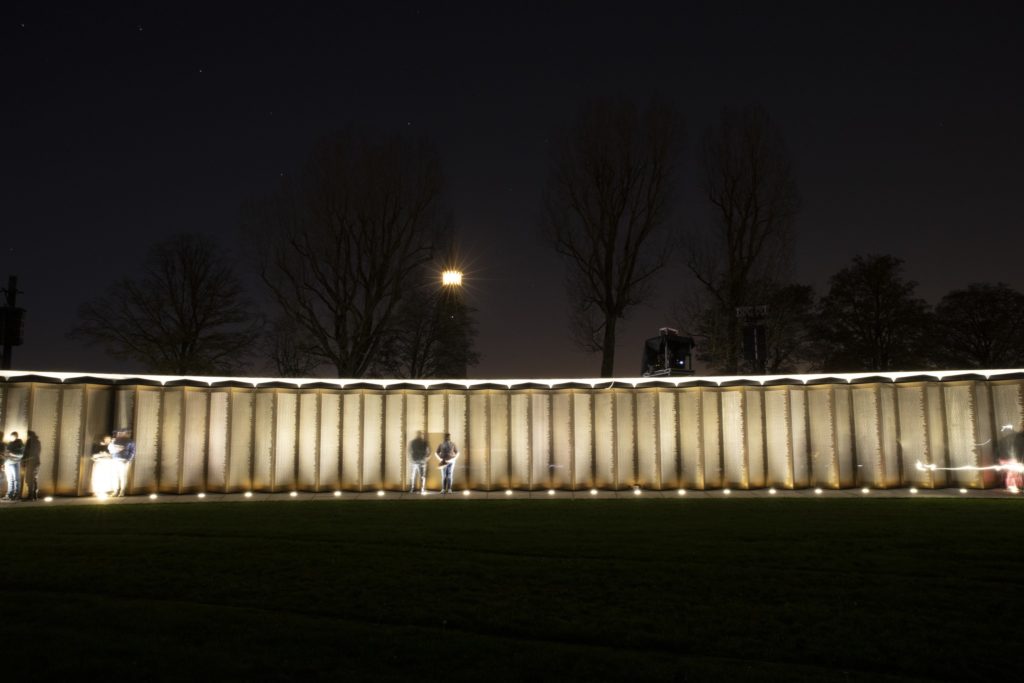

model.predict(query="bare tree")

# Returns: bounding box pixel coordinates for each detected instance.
[71,234,260,375]
[244,131,451,378]
[543,97,682,377]
[685,105,800,373]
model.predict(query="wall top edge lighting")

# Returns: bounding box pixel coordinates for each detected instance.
[2,369,1024,388]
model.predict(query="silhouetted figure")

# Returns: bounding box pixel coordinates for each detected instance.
[408,431,429,494]
[3,431,25,501]
[22,431,41,501]
[435,432,459,494]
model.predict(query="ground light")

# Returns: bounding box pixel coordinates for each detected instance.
[633,488,642,496]
[149,493,158,500]
[547,489,555,495]
[862,487,871,494]
[43,496,53,502]
[333,490,342,497]
[589,488,598,495]
[769,488,777,495]
[723,488,731,495]
[505,489,513,496]
[960,488,968,494]
[814,487,823,495]
[244,491,253,498]
[289,491,298,497]
[677,489,686,496]
[462,490,470,496]
[376,490,385,497]
[910,487,919,494]
[197,492,206,499]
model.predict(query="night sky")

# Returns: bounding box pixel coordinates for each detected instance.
[3,1,1022,378]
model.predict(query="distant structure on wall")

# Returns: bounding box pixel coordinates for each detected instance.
[640,328,695,377]
[1,369,1022,497]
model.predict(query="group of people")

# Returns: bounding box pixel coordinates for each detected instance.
[2,431,41,502]
[407,431,459,494]
[91,429,136,497]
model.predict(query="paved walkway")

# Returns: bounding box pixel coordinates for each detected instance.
[1,486,1019,507]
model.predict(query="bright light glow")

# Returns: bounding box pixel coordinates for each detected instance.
[244,491,253,498]
[633,488,642,496]
[959,488,968,494]
[677,489,686,496]
[547,489,555,495]
[289,491,298,497]
[334,490,342,497]
[43,496,53,503]
[441,270,463,286]
[814,487,823,495]
[769,488,777,495]
[149,493,158,500]
[590,488,598,495]
[861,487,870,494]
[462,490,470,496]
[910,487,919,494]
[916,459,1024,474]
[723,488,731,495]
[197,492,206,499]
[505,489,513,496]
[376,490,385,497]
[91,456,119,498]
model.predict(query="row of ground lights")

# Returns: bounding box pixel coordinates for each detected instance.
[74,486,978,502]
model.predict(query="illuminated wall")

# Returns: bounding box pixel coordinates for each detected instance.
[1,371,1021,496]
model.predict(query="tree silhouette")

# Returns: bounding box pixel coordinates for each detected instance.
[929,283,1024,368]
[814,254,931,372]
[543,97,682,377]
[245,131,450,378]
[71,234,260,375]
[684,105,800,374]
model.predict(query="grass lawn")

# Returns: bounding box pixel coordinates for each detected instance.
[1,498,1020,681]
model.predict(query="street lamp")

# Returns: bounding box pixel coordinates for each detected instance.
[441,270,463,287]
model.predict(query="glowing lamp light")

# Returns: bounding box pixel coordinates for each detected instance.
[814,487,823,495]
[149,493,158,500]
[861,487,871,494]
[768,488,777,495]
[677,489,686,496]
[589,488,598,495]
[723,488,732,495]
[197,492,206,499]
[910,487,919,494]
[441,270,463,286]
[334,490,342,497]
[376,490,385,497]
[505,489,513,496]
[959,488,968,494]
[547,489,556,496]
[244,491,253,498]
[43,496,53,503]
[289,491,298,497]
[462,490,470,496]
[633,488,642,496]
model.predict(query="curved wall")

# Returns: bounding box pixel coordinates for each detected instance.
[1,371,1021,496]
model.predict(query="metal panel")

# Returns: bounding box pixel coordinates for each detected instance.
[679,389,704,489]
[807,387,836,488]
[488,392,510,489]
[636,391,658,489]
[55,386,84,495]
[133,389,162,493]
[468,391,490,489]
[509,392,531,488]
[551,392,573,489]
[207,391,229,492]
[252,391,274,491]
[318,392,341,491]
[720,389,747,488]
[659,390,680,489]
[341,393,363,491]
[362,393,384,490]
[593,391,615,488]
[702,389,723,488]
[764,388,793,489]
[896,384,930,487]
[181,388,209,492]
[297,391,320,490]
[531,393,550,489]
[745,388,766,488]
[227,390,254,492]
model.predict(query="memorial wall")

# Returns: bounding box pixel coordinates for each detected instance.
[1,370,1022,497]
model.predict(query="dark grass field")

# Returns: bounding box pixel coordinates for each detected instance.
[2,498,1021,681]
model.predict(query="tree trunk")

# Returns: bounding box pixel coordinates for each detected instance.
[600,317,617,377]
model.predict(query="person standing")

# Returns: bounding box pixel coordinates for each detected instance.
[22,431,42,501]
[111,429,136,497]
[408,431,430,494]
[3,432,25,502]
[435,432,459,494]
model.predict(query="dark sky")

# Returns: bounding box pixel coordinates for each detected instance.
[3,1,1022,378]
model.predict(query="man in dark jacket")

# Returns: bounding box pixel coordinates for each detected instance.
[22,431,42,501]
